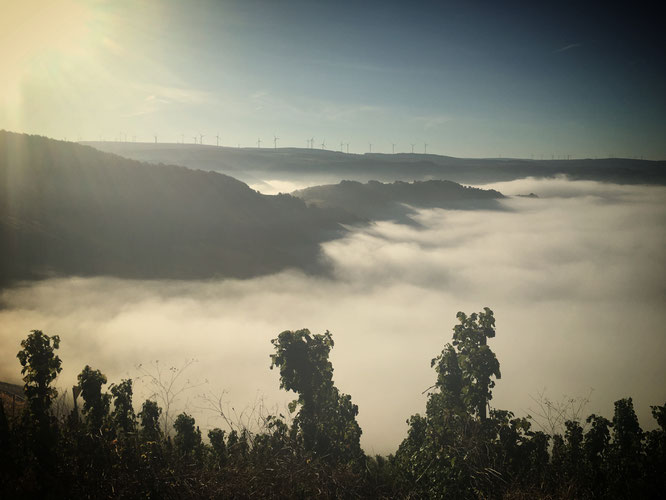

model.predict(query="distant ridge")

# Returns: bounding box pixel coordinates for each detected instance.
[83,141,666,186]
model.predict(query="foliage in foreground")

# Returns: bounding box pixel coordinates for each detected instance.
[1,315,665,499]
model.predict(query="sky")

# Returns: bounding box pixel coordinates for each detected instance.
[1,0,665,158]
[1,178,665,453]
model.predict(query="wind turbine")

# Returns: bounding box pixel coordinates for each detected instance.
[346,143,349,154]
[369,143,372,153]
[154,135,157,144]
[216,133,220,147]
[424,143,428,154]
[340,141,344,152]
[321,139,326,150]
[181,133,185,144]
[257,138,262,148]
[274,135,279,150]
[410,143,415,154]
[199,134,204,145]
[310,137,315,149]
[391,142,396,154]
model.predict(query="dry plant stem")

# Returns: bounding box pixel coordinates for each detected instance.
[136,359,206,435]
[526,388,593,436]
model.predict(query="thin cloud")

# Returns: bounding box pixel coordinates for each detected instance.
[123,85,214,117]
[553,42,582,53]
[247,90,385,123]
[146,84,213,105]
[319,103,385,122]
[410,114,454,131]
[309,57,399,74]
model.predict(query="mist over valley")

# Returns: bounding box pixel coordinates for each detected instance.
[2,2,665,495]
[2,134,664,454]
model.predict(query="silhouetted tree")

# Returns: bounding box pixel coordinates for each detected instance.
[77,365,110,434]
[395,308,503,498]
[110,378,136,437]
[226,429,240,460]
[208,428,227,465]
[174,412,202,458]
[644,404,666,497]
[16,330,62,425]
[584,413,611,491]
[449,308,501,420]
[16,330,62,470]
[609,397,644,496]
[138,399,162,442]
[270,329,363,463]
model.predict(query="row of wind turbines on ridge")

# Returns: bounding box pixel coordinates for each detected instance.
[190,134,429,154]
[113,133,430,154]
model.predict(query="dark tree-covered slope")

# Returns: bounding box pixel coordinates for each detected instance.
[0,131,357,286]
[292,179,505,222]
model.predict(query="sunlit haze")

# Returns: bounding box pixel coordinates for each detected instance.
[2,0,665,158]
[1,2,665,494]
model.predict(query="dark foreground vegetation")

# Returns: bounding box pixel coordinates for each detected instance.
[1,309,664,498]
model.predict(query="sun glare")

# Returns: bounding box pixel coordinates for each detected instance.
[0,0,94,118]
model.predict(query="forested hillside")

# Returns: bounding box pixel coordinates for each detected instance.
[1,132,511,286]
[0,131,357,286]
[293,179,505,221]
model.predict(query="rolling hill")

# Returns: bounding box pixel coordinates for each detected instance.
[292,179,505,222]
[0,131,358,286]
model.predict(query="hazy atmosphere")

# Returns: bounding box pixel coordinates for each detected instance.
[2,177,664,453]
[2,0,665,158]
[2,1,665,497]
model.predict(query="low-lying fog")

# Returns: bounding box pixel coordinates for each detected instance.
[249,178,333,195]
[1,177,664,454]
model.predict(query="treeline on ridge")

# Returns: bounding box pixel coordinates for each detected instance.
[293,179,505,222]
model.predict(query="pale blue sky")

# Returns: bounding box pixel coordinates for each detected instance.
[2,0,664,158]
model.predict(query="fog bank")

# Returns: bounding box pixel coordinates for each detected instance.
[1,178,664,454]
